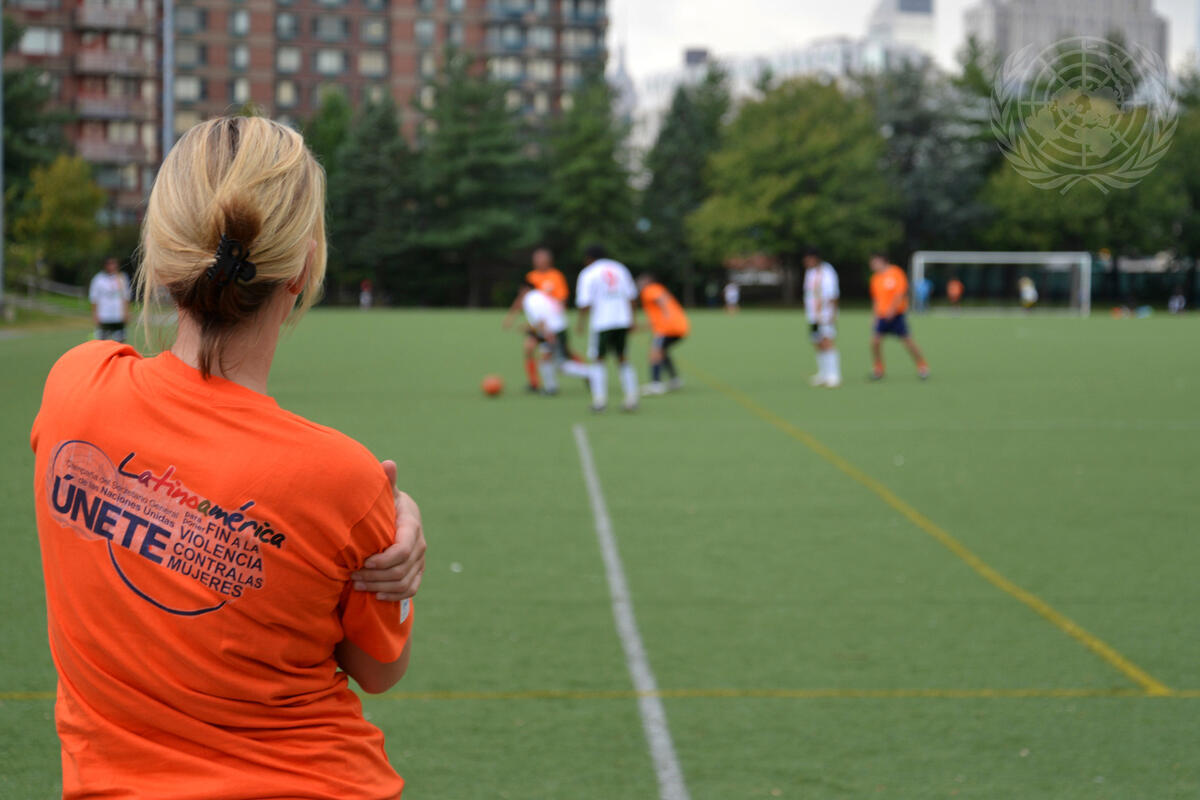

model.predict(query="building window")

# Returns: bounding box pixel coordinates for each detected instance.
[420,85,436,109]
[447,22,463,46]
[364,0,387,9]
[533,90,549,113]
[174,110,201,136]
[415,18,435,46]
[361,18,387,44]
[176,7,205,33]
[231,77,250,105]
[316,0,346,6]
[448,0,464,11]
[364,84,386,104]
[501,24,521,48]
[315,49,346,75]
[529,26,553,50]
[108,121,138,145]
[528,58,553,82]
[418,0,434,10]
[359,50,387,77]
[231,44,250,70]
[561,61,580,82]
[560,92,573,111]
[276,12,298,39]
[314,15,348,41]
[229,9,250,36]
[488,56,521,80]
[174,75,204,102]
[276,46,301,73]
[533,0,550,13]
[175,40,205,68]
[276,80,298,108]
[505,89,521,111]
[18,27,63,56]
[420,51,437,77]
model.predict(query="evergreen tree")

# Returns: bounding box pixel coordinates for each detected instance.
[542,73,636,269]
[416,50,542,306]
[641,65,731,303]
[303,87,353,181]
[327,98,418,303]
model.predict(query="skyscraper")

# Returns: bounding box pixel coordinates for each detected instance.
[964,0,1168,63]
[867,0,937,59]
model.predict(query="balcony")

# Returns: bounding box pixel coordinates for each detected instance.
[76,50,152,75]
[77,139,149,164]
[76,95,153,119]
[76,5,152,30]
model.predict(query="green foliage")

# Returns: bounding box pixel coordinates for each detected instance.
[12,155,108,283]
[303,87,353,181]
[2,15,69,216]
[543,74,637,267]
[641,66,731,301]
[416,50,543,305]
[327,98,419,301]
[688,78,900,289]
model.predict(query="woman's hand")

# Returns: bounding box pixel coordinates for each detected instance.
[352,460,426,602]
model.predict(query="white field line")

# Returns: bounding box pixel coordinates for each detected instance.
[572,424,691,800]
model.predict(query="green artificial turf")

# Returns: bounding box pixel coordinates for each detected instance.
[1,309,1196,799]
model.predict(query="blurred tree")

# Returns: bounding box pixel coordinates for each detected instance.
[13,155,108,284]
[855,60,993,258]
[416,50,542,306]
[327,98,419,303]
[688,79,900,300]
[640,65,731,303]
[2,16,69,212]
[303,87,353,181]
[542,73,637,269]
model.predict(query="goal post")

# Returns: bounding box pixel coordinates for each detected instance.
[910,251,1093,317]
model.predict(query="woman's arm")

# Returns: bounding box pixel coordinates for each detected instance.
[336,637,411,694]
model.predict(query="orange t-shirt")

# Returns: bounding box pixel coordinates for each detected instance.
[640,283,690,338]
[31,342,413,800]
[526,268,569,303]
[870,265,910,318]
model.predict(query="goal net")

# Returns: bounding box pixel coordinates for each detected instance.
[910,251,1093,317]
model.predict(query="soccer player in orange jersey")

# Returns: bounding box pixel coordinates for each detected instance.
[503,247,572,391]
[869,254,930,381]
[636,273,690,395]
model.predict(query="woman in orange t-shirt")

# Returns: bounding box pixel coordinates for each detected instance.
[31,117,422,799]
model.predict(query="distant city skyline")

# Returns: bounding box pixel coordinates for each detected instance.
[607,0,1200,83]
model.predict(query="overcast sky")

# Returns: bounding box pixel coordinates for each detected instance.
[606,0,1199,83]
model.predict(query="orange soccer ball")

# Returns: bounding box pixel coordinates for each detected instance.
[481,375,504,397]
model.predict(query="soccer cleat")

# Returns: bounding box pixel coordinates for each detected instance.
[622,399,639,413]
[825,378,842,389]
[641,382,666,396]
[918,367,931,380]
[541,387,559,396]
[525,384,540,394]
[590,403,607,413]
[869,370,885,382]
[667,378,684,391]
[809,374,828,387]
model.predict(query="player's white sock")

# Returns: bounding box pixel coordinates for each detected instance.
[826,350,842,383]
[561,360,590,379]
[816,351,831,379]
[619,362,638,404]
[590,363,607,407]
[539,361,558,393]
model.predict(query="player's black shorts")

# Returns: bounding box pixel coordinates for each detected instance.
[594,327,629,360]
[524,325,543,344]
[874,314,910,337]
[96,322,127,342]
[652,335,685,351]
[546,329,571,361]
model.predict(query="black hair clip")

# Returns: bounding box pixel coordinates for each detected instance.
[206,234,257,288]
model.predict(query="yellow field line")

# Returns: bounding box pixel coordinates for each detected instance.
[3,687,1196,703]
[682,361,1173,697]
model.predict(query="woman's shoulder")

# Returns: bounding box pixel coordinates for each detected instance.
[44,340,139,393]
[268,409,389,505]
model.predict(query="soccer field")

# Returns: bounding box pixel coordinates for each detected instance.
[2,309,1197,799]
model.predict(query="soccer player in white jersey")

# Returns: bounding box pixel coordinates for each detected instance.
[520,282,589,395]
[803,247,842,388]
[88,256,131,342]
[575,244,639,412]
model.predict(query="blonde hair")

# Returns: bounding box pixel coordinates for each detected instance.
[138,116,326,378]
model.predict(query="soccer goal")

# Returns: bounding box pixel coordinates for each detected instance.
[910,251,1093,317]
